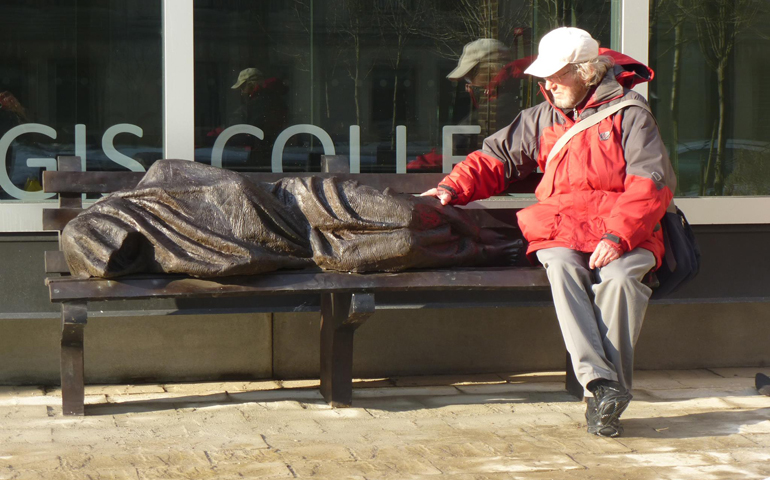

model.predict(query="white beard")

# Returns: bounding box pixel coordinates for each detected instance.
[552,86,589,109]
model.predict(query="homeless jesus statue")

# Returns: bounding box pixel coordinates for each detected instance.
[61,159,519,279]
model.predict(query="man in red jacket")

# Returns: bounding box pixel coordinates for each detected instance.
[422,27,676,437]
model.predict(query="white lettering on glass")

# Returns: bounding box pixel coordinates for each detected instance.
[349,125,360,174]
[271,125,336,173]
[102,124,146,172]
[75,124,87,171]
[210,124,264,168]
[0,122,484,200]
[442,125,481,173]
[0,124,57,200]
[396,125,407,174]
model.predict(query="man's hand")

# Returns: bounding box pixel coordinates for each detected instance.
[420,187,453,206]
[589,240,622,269]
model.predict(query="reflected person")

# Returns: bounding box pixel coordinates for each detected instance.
[230,67,289,171]
[409,38,522,172]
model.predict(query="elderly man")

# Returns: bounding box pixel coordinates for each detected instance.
[422,27,676,437]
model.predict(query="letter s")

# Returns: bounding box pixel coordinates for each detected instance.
[102,124,146,172]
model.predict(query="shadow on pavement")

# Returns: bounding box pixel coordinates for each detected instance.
[84,386,578,416]
[622,407,770,438]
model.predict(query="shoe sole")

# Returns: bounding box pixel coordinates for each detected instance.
[597,392,632,426]
[588,423,623,437]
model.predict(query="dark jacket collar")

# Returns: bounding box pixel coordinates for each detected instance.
[581,72,625,112]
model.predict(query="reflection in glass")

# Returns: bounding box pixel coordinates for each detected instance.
[0,0,163,201]
[193,0,611,174]
[650,0,770,196]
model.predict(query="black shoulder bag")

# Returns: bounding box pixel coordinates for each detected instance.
[650,205,701,299]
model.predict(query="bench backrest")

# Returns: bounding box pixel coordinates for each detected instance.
[43,155,538,274]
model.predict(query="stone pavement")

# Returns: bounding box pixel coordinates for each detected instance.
[1,368,769,479]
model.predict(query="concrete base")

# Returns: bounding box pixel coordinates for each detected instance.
[638,302,770,370]
[0,302,768,386]
[273,307,564,379]
[0,313,273,385]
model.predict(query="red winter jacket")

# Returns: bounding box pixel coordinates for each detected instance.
[437,58,676,268]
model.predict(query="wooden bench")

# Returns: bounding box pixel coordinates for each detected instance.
[43,155,580,416]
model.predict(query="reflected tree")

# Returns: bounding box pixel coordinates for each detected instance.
[650,0,690,181]
[534,0,577,29]
[689,0,761,195]
[373,0,430,148]
[422,1,496,60]
[326,0,381,128]
[421,0,529,61]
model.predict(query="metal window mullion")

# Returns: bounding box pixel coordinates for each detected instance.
[619,0,649,99]
[162,0,194,160]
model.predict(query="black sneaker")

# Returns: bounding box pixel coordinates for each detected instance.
[585,397,623,437]
[757,373,770,396]
[588,379,633,427]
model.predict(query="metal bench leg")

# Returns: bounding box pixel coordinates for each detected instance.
[320,292,375,407]
[565,351,584,400]
[61,301,88,416]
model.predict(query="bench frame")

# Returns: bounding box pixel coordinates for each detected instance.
[43,155,581,416]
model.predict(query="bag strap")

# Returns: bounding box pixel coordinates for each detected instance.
[546,99,651,165]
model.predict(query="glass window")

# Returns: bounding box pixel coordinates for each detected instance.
[0,0,163,201]
[193,0,612,174]
[650,0,770,196]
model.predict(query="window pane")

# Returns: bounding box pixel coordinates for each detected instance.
[193,0,611,174]
[0,0,163,201]
[650,0,770,196]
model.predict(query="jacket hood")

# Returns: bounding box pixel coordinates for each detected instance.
[598,48,654,89]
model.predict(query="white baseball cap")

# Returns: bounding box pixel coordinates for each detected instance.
[447,39,510,80]
[524,27,599,78]
[231,68,263,89]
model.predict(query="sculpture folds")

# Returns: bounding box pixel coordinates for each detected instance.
[62,160,518,278]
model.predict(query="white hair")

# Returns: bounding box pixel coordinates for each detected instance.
[573,55,615,87]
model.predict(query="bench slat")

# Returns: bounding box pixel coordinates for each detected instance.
[43,170,545,195]
[43,171,447,195]
[47,267,550,303]
[247,173,447,194]
[59,194,82,209]
[44,171,145,194]
[57,156,83,172]
[42,208,83,231]
[45,251,70,274]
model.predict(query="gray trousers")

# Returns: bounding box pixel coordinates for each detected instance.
[536,247,656,396]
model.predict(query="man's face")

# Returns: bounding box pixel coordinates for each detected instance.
[239,79,259,96]
[544,65,589,109]
[464,65,494,88]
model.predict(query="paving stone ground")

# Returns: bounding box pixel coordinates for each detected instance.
[0,368,769,479]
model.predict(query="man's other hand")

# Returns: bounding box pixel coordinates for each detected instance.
[589,240,622,269]
[420,188,452,205]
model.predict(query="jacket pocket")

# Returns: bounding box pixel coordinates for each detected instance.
[517,204,560,242]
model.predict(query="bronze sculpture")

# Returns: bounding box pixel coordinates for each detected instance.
[62,160,519,278]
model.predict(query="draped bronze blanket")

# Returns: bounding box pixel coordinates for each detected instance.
[62,160,519,278]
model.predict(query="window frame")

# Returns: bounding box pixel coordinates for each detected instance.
[0,0,766,232]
